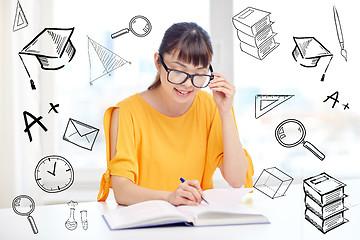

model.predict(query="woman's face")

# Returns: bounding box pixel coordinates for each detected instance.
[155,52,210,105]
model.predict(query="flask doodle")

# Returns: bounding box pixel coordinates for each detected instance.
[65,208,77,231]
[65,200,78,231]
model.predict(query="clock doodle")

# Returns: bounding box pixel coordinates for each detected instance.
[34,155,74,193]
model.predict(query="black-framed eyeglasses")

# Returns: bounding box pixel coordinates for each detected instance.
[159,54,214,88]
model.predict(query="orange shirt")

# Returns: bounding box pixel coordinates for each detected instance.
[97,91,254,201]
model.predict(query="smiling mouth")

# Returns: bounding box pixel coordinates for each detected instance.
[174,88,193,96]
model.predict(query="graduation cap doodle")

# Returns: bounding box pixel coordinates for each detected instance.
[292,37,333,81]
[18,27,76,90]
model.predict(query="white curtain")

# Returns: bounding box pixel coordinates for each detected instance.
[0,0,54,208]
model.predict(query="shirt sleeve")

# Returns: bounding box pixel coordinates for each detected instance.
[109,105,138,183]
[97,105,138,201]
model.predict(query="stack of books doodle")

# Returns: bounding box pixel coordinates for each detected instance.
[303,173,348,234]
[232,7,279,60]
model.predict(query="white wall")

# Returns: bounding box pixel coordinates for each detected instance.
[0,0,16,209]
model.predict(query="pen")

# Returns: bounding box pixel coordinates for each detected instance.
[180,177,209,204]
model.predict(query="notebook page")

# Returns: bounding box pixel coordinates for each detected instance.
[177,188,254,217]
[203,188,252,204]
[104,200,188,229]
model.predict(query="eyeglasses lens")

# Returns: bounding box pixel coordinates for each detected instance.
[168,71,211,88]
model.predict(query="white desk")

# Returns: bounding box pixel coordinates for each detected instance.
[1,179,359,240]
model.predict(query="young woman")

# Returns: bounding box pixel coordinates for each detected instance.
[97,22,254,206]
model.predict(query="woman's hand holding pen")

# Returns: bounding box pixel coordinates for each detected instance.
[167,180,204,206]
[208,73,235,114]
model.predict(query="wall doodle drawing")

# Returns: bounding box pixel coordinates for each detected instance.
[232,7,279,60]
[333,6,347,61]
[87,36,130,85]
[23,111,48,142]
[34,155,74,193]
[19,27,76,89]
[12,195,38,234]
[80,210,88,230]
[48,103,60,114]
[13,1,28,32]
[303,173,348,234]
[275,119,325,160]
[323,91,350,110]
[255,94,294,119]
[292,37,333,81]
[63,118,99,151]
[253,167,293,199]
[65,200,78,231]
[111,15,152,39]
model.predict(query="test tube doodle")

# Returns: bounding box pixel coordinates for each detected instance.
[80,210,88,230]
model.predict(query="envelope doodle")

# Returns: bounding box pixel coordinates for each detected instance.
[63,119,99,151]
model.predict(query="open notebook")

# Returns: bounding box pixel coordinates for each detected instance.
[103,188,269,229]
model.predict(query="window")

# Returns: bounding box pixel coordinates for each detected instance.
[232,0,360,183]
[48,0,211,203]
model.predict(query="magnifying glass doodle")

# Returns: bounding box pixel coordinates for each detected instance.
[111,15,152,39]
[275,119,325,160]
[12,195,39,234]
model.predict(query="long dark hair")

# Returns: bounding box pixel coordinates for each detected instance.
[148,22,213,90]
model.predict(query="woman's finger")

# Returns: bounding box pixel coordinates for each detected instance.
[179,189,196,201]
[211,85,234,97]
[182,184,202,203]
[186,180,204,198]
[211,72,226,79]
[209,82,234,92]
[209,78,234,90]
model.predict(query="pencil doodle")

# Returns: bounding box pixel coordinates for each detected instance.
[333,6,347,61]
[342,103,350,110]
[323,91,350,110]
[65,200,78,231]
[48,103,60,114]
[324,91,339,108]
[303,173,349,234]
[253,167,293,199]
[13,1,28,32]
[12,195,38,234]
[63,118,99,151]
[275,119,325,160]
[23,111,48,142]
[30,80,36,90]
[80,210,88,230]
[67,200,78,208]
[34,155,74,193]
[255,94,294,119]
[19,28,76,89]
[232,7,279,60]
[111,15,152,39]
[87,36,131,85]
[292,37,333,81]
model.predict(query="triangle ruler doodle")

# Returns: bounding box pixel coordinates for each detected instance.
[87,36,130,85]
[13,1,29,32]
[255,94,294,119]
